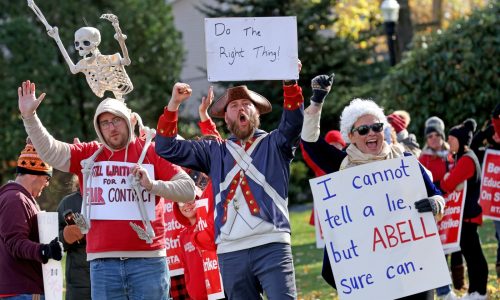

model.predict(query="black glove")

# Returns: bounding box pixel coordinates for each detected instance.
[310,73,335,104]
[414,198,438,216]
[40,237,63,263]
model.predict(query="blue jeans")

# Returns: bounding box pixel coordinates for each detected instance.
[218,242,296,299]
[2,296,44,300]
[90,257,169,300]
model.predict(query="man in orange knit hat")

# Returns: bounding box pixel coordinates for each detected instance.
[0,139,63,299]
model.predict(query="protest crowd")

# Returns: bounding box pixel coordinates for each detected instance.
[0,2,499,300]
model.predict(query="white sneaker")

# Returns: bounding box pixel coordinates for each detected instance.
[438,291,458,300]
[460,292,487,300]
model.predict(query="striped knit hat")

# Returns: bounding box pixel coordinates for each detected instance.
[16,138,53,176]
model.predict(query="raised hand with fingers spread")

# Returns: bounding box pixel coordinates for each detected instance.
[199,86,214,122]
[18,80,46,118]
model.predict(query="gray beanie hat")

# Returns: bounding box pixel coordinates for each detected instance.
[424,116,445,138]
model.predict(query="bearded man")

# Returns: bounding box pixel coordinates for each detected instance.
[154,69,310,299]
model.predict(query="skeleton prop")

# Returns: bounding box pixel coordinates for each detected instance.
[27,0,133,100]
[27,0,160,243]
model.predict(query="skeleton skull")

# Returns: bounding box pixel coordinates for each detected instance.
[74,27,101,57]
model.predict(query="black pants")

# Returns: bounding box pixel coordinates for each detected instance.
[460,222,488,295]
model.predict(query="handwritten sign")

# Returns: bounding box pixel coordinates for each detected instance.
[314,206,325,249]
[479,149,500,220]
[310,157,450,300]
[437,185,466,254]
[87,161,155,220]
[164,200,185,276]
[204,17,298,81]
[37,212,63,300]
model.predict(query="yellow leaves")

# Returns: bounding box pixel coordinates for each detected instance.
[333,0,381,44]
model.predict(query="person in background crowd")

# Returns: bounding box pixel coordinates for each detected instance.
[387,110,421,157]
[174,197,206,300]
[169,86,222,300]
[0,140,63,299]
[440,119,488,300]
[301,90,445,299]
[57,173,91,300]
[470,104,500,283]
[418,117,461,299]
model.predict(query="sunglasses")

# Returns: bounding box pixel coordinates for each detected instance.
[351,123,384,136]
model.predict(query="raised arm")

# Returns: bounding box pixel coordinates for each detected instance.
[300,73,346,173]
[155,83,214,173]
[18,80,71,171]
[198,86,222,139]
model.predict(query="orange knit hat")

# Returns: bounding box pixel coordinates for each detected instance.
[16,138,53,177]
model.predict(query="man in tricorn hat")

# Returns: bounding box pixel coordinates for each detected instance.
[155,63,334,299]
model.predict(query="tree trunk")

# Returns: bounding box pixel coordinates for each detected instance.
[433,0,443,28]
[396,0,414,61]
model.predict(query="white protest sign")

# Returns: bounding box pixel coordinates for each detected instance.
[87,161,155,220]
[310,157,450,300]
[314,206,325,249]
[205,17,298,81]
[37,212,63,300]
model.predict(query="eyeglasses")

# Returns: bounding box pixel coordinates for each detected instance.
[351,123,384,136]
[99,117,124,130]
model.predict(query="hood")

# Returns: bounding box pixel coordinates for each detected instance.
[173,202,194,227]
[93,98,133,151]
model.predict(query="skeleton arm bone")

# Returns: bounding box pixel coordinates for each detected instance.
[26,1,79,74]
[47,27,80,74]
[101,14,131,66]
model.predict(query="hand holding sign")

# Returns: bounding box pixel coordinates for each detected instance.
[130,164,153,191]
[40,237,63,264]
[414,196,442,216]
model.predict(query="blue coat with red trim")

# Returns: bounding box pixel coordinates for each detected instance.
[155,85,304,246]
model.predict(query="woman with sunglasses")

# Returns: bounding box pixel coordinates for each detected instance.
[301,95,445,300]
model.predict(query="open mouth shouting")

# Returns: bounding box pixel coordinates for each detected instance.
[365,137,379,151]
[238,112,249,126]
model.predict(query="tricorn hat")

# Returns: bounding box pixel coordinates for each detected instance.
[209,85,272,119]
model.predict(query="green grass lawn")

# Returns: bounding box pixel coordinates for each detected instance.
[290,208,500,300]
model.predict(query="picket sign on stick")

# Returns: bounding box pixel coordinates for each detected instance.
[205,16,298,81]
[437,184,466,254]
[310,157,450,300]
[37,211,63,300]
[479,149,500,220]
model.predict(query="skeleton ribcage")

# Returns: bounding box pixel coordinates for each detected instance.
[82,53,133,99]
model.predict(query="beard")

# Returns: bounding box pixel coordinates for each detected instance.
[227,112,260,141]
